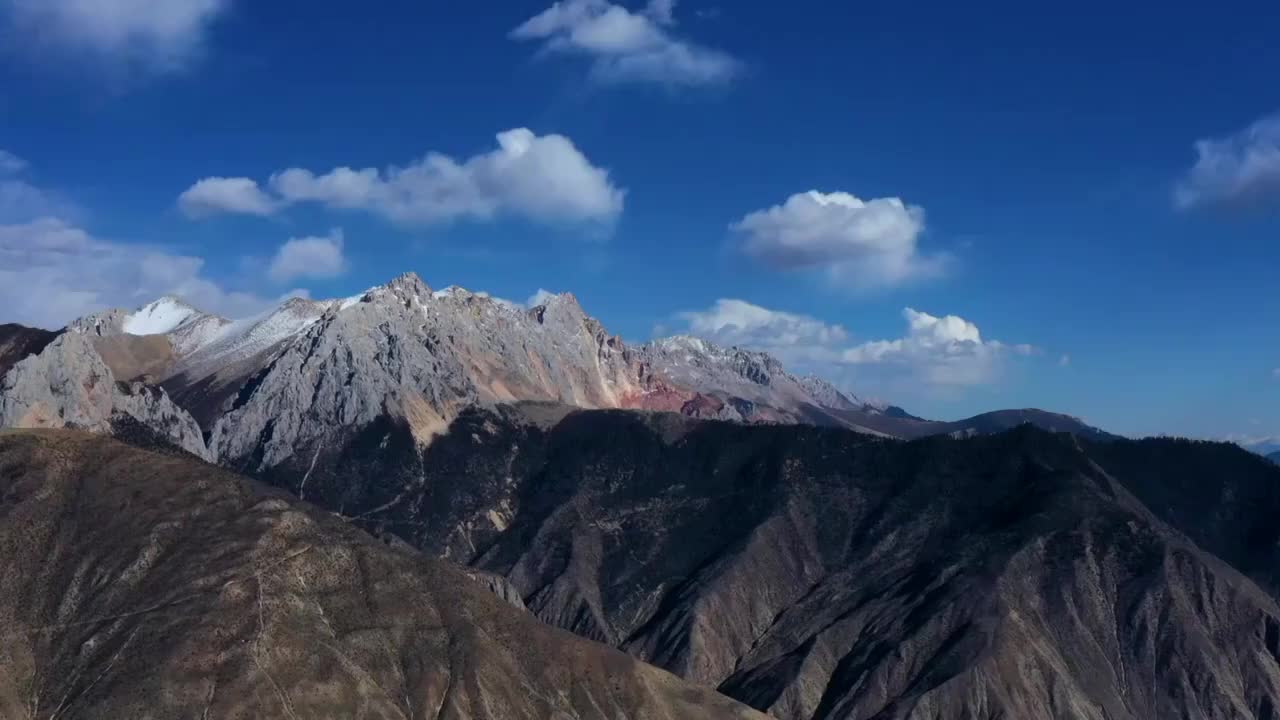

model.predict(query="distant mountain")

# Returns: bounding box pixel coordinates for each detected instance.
[2,274,1273,720]
[819,404,1114,441]
[1269,451,1280,465]
[253,406,1280,720]
[0,272,1113,469]
[0,429,764,720]
[1242,440,1280,458]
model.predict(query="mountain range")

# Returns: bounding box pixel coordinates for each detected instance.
[4,272,1275,719]
[0,272,1108,466]
[259,405,1280,719]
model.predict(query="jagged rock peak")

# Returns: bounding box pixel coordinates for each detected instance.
[347,271,436,311]
[386,270,432,296]
[65,307,129,336]
[797,375,862,410]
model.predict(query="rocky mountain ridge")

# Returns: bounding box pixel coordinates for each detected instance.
[0,275,1271,720]
[0,333,209,459]
[0,272,1108,471]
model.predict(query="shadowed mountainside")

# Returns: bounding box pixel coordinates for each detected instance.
[0,429,766,720]
[254,407,1280,720]
[0,324,57,380]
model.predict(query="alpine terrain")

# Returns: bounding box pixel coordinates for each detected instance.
[0,429,764,720]
[1,274,1277,720]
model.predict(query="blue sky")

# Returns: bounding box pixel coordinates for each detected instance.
[1,0,1278,440]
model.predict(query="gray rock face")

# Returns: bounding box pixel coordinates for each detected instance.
[205,274,644,471]
[2,272,1113,474]
[64,307,128,337]
[795,374,864,411]
[208,276,481,469]
[0,334,210,460]
[12,273,904,470]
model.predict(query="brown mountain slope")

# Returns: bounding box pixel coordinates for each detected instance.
[271,407,1280,720]
[0,429,765,720]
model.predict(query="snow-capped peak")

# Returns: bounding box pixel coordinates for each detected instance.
[122,297,202,336]
[173,297,331,377]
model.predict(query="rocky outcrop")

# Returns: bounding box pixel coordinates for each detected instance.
[1,273,1113,476]
[0,429,766,720]
[796,374,863,411]
[205,274,650,471]
[0,323,57,380]
[0,334,209,459]
[284,408,1280,720]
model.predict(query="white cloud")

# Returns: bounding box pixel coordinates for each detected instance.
[1060,354,1072,367]
[4,0,229,74]
[268,229,348,283]
[1224,433,1280,452]
[670,301,1037,388]
[0,150,27,175]
[179,129,624,227]
[511,0,739,87]
[676,299,849,362]
[732,190,945,289]
[1175,112,1280,209]
[526,288,558,307]
[646,0,676,24]
[0,152,76,222]
[839,308,1027,386]
[0,216,290,329]
[0,178,68,222]
[179,177,278,218]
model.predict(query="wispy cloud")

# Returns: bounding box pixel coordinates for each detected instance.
[0,149,27,174]
[511,0,740,87]
[0,152,299,328]
[1175,111,1280,210]
[0,148,77,222]
[3,0,230,75]
[0,217,291,329]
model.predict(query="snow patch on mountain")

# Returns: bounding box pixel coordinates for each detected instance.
[177,297,332,373]
[122,297,201,336]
